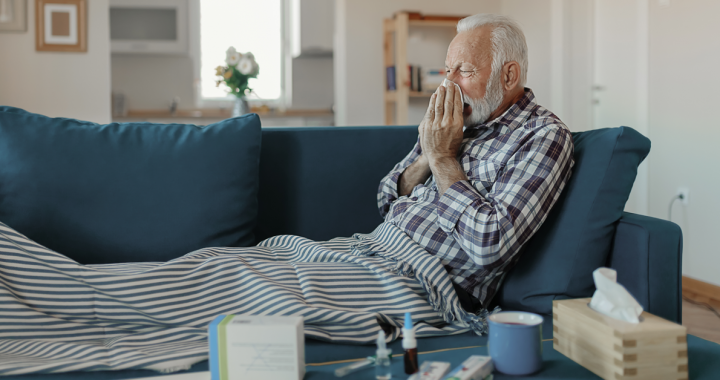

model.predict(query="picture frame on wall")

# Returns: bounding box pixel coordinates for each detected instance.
[0,0,27,32]
[35,0,86,52]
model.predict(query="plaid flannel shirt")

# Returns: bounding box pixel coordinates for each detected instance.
[377,89,574,307]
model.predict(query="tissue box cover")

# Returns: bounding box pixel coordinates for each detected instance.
[553,298,687,380]
[208,314,305,380]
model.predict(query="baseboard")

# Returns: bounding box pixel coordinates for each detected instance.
[682,275,720,309]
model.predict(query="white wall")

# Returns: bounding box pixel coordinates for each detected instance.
[592,0,649,216]
[111,55,195,111]
[551,0,594,132]
[0,0,111,123]
[647,0,720,286]
[334,0,502,126]
[292,56,334,110]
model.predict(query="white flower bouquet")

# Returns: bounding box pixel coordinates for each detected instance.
[215,47,259,97]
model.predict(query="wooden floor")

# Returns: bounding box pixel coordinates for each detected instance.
[682,299,720,344]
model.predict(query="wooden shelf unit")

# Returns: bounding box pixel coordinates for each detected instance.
[383,12,463,125]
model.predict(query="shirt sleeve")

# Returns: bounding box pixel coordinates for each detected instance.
[436,125,574,269]
[377,137,423,218]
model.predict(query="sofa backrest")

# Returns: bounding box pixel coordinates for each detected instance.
[255,126,417,242]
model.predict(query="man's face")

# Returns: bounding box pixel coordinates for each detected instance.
[445,27,501,126]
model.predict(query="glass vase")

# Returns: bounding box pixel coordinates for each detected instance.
[231,96,250,117]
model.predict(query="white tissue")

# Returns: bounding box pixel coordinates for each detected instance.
[442,79,463,102]
[588,267,644,323]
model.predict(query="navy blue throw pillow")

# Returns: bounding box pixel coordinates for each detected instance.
[0,106,261,264]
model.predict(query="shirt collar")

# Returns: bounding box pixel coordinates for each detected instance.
[466,88,537,132]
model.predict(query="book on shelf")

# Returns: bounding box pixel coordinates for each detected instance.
[386,64,425,92]
[410,65,416,92]
[386,66,396,91]
[414,65,422,92]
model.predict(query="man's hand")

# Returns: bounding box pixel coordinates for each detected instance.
[396,93,440,197]
[420,85,468,195]
[398,85,467,197]
[420,85,464,162]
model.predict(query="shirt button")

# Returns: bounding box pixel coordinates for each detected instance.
[467,171,472,176]
[410,197,417,201]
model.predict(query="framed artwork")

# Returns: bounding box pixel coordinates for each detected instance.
[0,0,27,32]
[35,0,86,52]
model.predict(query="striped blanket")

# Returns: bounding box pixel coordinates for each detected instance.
[0,221,490,375]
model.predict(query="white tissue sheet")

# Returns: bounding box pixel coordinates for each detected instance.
[588,267,644,323]
[442,78,464,103]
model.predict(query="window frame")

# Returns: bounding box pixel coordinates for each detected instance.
[189,0,292,109]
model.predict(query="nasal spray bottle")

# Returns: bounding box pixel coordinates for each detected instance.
[375,330,392,379]
[403,312,419,374]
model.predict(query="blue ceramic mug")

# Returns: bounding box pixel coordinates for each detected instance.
[487,311,543,375]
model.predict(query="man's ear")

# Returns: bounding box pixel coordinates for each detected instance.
[502,61,521,90]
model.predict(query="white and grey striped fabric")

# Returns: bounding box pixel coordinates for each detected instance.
[0,221,490,375]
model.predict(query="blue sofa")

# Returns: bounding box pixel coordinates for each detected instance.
[0,108,688,379]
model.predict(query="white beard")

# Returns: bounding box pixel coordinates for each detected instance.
[463,70,505,127]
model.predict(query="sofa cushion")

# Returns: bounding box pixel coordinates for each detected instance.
[0,106,261,264]
[495,127,650,314]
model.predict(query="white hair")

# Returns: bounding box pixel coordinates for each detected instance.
[457,14,528,86]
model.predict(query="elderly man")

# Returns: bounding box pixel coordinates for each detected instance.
[378,13,575,312]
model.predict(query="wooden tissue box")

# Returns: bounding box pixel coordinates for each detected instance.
[553,298,687,380]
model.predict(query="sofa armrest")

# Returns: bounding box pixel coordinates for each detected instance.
[607,212,683,323]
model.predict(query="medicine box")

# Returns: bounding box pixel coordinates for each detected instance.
[553,298,687,380]
[408,361,451,380]
[443,355,493,380]
[208,314,305,380]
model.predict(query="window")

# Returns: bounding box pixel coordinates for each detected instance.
[199,0,283,101]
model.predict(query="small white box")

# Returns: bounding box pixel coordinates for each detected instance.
[209,315,305,380]
[409,361,451,380]
[443,355,493,380]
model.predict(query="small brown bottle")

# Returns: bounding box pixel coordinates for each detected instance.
[403,312,418,374]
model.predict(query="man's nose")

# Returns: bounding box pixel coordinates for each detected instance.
[446,71,459,83]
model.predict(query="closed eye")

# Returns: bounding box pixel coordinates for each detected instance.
[446,69,474,76]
